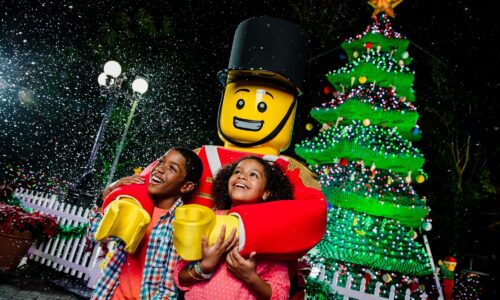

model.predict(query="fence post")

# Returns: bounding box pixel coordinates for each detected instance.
[86,245,104,289]
[13,187,101,289]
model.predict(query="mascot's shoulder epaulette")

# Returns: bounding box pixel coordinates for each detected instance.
[280,155,321,191]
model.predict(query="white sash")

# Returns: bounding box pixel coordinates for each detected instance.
[205,145,283,177]
[205,145,222,177]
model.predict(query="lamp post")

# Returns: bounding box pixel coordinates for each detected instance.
[106,77,148,186]
[84,60,123,178]
[67,60,147,205]
[66,60,122,204]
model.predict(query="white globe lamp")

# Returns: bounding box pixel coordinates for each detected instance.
[132,77,148,95]
[103,60,122,78]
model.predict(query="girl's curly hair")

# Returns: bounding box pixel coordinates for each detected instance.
[211,156,294,210]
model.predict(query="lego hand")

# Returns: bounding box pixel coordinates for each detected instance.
[173,204,239,261]
[95,196,151,253]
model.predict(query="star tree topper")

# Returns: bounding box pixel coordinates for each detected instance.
[368,0,403,18]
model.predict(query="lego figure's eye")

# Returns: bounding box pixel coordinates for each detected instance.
[257,102,267,113]
[236,99,245,109]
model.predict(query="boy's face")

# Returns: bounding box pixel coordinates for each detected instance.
[148,149,189,198]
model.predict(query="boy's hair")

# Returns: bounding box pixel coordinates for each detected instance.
[211,156,294,210]
[171,147,203,184]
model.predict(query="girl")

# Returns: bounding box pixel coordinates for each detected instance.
[174,156,293,300]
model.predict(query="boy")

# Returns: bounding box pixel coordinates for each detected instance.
[88,147,203,300]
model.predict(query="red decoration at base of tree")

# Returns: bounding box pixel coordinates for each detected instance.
[340,158,348,167]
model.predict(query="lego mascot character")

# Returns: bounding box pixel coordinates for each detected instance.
[95,16,327,264]
[438,256,457,300]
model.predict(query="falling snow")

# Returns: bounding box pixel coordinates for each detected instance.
[0,0,495,185]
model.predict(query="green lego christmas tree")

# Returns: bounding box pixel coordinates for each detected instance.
[295,2,435,299]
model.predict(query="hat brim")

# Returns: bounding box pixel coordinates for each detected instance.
[217,69,300,94]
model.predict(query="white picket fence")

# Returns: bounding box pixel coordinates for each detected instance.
[314,267,414,300]
[13,188,104,289]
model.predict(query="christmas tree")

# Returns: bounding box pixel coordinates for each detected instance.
[295,1,435,299]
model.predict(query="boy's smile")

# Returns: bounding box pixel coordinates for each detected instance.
[150,174,165,184]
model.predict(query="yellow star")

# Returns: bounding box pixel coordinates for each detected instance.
[368,0,403,18]
[133,167,143,175]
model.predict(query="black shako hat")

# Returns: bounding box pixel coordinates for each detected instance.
[218,16,310,94]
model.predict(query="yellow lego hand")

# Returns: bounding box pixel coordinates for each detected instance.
[94,196,151,254]
[173,204,239,261]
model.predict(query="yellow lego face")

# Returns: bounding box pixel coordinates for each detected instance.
[444,262,457,272]
[218,80,297,154]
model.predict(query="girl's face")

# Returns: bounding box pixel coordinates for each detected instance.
[228,159,270,206]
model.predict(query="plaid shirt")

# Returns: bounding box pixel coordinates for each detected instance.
[88,198,183,300]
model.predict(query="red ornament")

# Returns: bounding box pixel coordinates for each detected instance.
[338,264,347,275]
[408,279,419,292]
[365,42,373,49]
[323,86,331,94]
[364,272,372,285]
[364,269,377,286]
[387,87,394,96]
[340,158,348,167]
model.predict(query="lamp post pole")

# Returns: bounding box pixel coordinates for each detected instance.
[67,60,122,204]
[84,60,123,176]
[106,77,148,186]
[67,61,149,205]
[84,90,117,177]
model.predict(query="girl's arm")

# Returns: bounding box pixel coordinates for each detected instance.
[178,225,238,287]
[226,248,272,300]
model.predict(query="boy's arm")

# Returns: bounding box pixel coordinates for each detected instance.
[86,206,103,242]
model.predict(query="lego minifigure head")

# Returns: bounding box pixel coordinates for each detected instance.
[217,16,309,155]
[443,256,457,272]
[218,79,297,155]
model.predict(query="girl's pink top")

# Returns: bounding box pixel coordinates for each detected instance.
[174,258,290,300]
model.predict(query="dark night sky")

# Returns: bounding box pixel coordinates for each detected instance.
[1,0,496,168]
